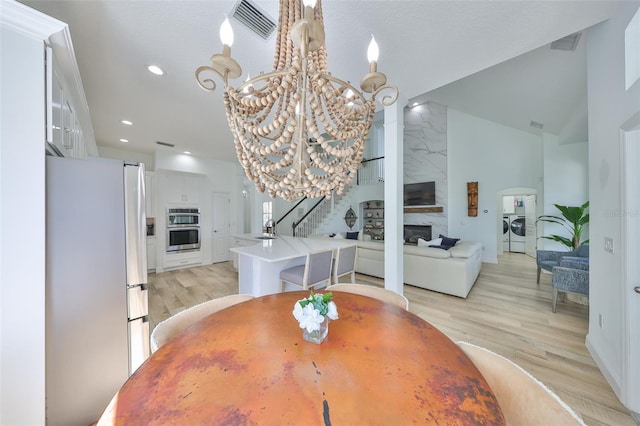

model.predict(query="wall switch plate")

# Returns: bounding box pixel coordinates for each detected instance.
[604,237,614,254]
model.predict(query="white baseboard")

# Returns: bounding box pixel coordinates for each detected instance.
[586,334,622,399]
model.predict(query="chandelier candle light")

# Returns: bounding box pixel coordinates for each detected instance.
[196,0,398,201]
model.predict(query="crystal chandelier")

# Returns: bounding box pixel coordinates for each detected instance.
[196,0,398,201]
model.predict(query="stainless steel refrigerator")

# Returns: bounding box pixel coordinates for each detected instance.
[45,155,150,425]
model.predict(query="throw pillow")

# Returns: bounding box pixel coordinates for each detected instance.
[334,233,344,239]
[429,244,453,250]
[439,234,460,247]
[346,231,359,240]
[417,237,442,247]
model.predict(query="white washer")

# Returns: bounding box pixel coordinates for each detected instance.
[502,215,510,252]
[509,215,526,253]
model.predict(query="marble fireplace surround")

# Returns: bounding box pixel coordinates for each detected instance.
[404,225,432,245]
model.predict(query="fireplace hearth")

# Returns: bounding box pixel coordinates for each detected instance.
[404,225,432,245]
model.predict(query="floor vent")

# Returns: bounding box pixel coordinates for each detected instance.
[156,141,175,148]
[550,32,582,51]
[231,0,276,40]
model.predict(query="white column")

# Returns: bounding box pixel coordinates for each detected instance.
[383,95,407,294]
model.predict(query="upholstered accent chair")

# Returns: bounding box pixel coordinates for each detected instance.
[551,259,589,313]
[325,283,409,311]
[332,245,357,284]
[536,244,589,283]
[150,294,254,352]
[280,249,333,292]
[457,342,586,425]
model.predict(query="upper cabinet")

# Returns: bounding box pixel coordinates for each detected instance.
[163,172,202,206]
[23,6,99,159]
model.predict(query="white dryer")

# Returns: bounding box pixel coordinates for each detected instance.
[509,215,526,253]
[502,215,510,252]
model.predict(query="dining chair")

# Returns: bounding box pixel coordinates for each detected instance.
[332,245,357,284]
[456,342,586,425]
[150,294,254,353]
[279,249,333,292]
[325,283,409,311]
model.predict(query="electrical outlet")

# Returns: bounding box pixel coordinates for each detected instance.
[604,237,614,254]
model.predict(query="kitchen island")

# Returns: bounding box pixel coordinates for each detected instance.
[230,235,356,296]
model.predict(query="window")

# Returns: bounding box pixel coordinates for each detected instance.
[262,201,273,229]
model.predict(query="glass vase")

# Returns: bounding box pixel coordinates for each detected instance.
[303,317,329,344]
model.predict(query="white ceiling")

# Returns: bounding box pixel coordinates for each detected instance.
[21,0,619,161]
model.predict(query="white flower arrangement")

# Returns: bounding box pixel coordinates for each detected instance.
[292,292,339,333]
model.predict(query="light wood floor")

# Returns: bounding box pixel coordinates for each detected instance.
[148,253,636,425]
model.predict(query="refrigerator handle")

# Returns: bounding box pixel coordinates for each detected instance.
[124,163,148,286]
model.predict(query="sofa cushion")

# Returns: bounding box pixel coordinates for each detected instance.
[346,231,359,240]
[404,244,451,258]
[449,242,482,258]
[357,240,385,251]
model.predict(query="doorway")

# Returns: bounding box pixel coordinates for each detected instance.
[212,192,230,263]
[621,126,640,414]
[496,188,537,259]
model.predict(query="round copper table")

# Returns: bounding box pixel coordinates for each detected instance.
[99,291,505,425]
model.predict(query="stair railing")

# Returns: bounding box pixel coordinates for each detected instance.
[292,196,326,237]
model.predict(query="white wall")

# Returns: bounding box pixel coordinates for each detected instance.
[540,133,589,251]
[585,2,640,406]
[0,12,47,425]
[447,108,543,263]
[98,146,155,171]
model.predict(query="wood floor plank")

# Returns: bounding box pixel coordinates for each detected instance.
[147,252,635,425]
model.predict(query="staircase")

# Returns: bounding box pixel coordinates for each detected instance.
[294,185,356,237]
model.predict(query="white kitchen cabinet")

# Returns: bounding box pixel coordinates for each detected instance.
[166,173,201,205]
[145,171,155,218]
[164,250,202,270]
[146,237,156,271]
[231,235,259,269]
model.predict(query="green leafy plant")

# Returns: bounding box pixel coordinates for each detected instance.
[537,201,589,250]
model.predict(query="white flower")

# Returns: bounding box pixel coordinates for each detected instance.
[299,303,325,333]
[326,301,339,320]
[292,302,304,322]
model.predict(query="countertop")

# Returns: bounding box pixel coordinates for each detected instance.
[230,235,356,263]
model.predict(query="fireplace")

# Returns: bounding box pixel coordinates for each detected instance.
[404,225,432,245]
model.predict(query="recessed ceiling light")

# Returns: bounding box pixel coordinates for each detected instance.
[183,151,192,155]
[120,138,129,143]
[147,65,164,76]
[412,102,419,107]
[121,120,133,126]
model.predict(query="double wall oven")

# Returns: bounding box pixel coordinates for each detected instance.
[166,208,201,252]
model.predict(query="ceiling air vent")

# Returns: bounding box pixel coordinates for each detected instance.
[550,32,582,51]
[530,121,544,130]
[156,141,175,148]
[231,0,276,40]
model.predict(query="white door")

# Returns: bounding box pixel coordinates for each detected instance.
[621,128,640,413]
[524,195,537,258]
[212,192,230,263]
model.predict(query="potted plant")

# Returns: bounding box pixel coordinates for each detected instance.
[537,201,589,250]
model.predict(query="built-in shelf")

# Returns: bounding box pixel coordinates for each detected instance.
[404,206,444,213]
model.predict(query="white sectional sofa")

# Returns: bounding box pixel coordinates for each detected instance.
[311,233,482,298]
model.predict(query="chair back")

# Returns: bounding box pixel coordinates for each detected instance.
[326,283,409,310]
[150,294,254,352]
[575,244,589,258]
[304,249,333,286]
[334,245,357,276]
[457,342,585,425]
